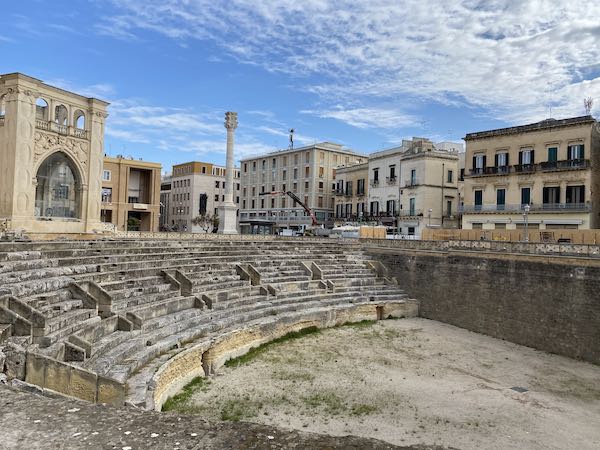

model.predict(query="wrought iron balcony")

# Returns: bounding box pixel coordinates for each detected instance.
[398,209,423,217]
[0,115,5,126]
[460,203,591,213]
[403,178,420,188]
[466,159,590,178]
[370,179,380,187]
[386,176,398,185]
[539,159,589,171]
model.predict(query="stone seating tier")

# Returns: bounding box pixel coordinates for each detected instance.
[0,238,418,410]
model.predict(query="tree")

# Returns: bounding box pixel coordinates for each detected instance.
[191,214,214,233]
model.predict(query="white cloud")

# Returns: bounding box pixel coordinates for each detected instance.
[302,107,419,129]
[101,0,600,125]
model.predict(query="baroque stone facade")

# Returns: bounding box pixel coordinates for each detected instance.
[0,73,109,234]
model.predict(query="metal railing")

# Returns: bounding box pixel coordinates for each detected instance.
[403,178,420,187]
[0,116,5,126]
[467,159,589,177]
[386,176,398,185]
[370,179,380,187]
[460,203,591,213]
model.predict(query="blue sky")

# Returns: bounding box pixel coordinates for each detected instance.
[1,0,599,173]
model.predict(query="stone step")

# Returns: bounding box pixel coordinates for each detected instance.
[111,289,180,313]
[39,299,84,320]
[86,330,141,363]
[0,257,55,275]
[25,289,74,310]
[40,313,101,347]
[127,296,198,321]
[10,276,75,300]
[108,282,175,301]
[101,275,165,292]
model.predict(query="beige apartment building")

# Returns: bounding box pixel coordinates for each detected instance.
[0,73,108,234]
[333,162,369,220]
[239,142,366,233]
[101,156,162,231]
[397,139,460,236]
[168,161,240,232]
[462,116,600,230]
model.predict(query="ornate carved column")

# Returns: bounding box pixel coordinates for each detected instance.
[218,111,239,234]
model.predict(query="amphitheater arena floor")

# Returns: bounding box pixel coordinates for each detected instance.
[172,318,600,450]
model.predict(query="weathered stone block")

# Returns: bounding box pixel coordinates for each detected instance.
[44,358,71,395]
[97,376,125,406]
[4,344,26,380]
[24,352,46,387]
[70,367,97,402]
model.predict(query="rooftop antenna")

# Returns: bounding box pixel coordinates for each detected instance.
[289,128,295,150]
[584,97,593,115]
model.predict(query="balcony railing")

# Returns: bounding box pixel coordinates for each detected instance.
[403,179,420,188]
[370,179,380,187]
[467,159,589,177]
[334,189,345,196]
[35,119,89,139]
[386,176,398,185]
[460,203,591,213]
[398,209,423,217]
[539,159,589,171]
[0,116,5,126]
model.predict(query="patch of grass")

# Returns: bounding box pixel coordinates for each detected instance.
[224,326,321,367]
[303,391,346,415]
[220,398,263,421]
[341,320,377,329]
[162,376,210,411]
[351,403,378,416]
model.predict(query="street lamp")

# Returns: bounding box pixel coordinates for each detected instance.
[523,204,530,242]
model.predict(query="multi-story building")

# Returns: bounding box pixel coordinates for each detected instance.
[100,156,162,231]
[366,138,460,235]
[159,174,172,230]
[239,142,366,233]
[169,161,240,232]
[333,162,369,220]
[397,139,460,236]
[0,72,108,234]
[367,142,411,224]
[461,116,600,230]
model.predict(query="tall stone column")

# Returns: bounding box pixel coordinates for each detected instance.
[218,111,239,234]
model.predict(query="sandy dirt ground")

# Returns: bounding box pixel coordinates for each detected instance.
[174,318,600,450]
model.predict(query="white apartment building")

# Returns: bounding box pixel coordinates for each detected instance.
[239,142,366,233]
[168,161,240,232]
[367,138,461,236]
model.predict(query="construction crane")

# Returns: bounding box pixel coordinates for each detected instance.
[258,191,318,226]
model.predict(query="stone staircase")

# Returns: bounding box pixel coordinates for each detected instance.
[0,238,418,408]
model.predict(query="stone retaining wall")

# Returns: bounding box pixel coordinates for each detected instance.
[368,246,600,364]
[24,352,125,405]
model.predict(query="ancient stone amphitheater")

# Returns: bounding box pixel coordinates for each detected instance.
[0,236,417,415]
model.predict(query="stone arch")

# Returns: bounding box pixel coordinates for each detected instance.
[34,151,82,219]
[54,104,68,125]
[36,98,49,121]
[74,109,86,129]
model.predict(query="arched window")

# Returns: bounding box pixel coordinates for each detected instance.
[54,104,68,125]
[36,98,49,121]
[74,110,85,129]
[0,95,6,117]
[35,152,81,219]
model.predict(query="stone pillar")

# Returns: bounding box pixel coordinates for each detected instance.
[218,111,239,234]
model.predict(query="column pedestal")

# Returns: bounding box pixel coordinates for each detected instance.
[217,203,238,234]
